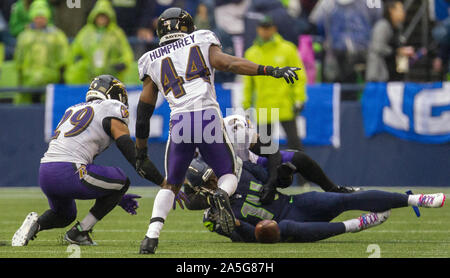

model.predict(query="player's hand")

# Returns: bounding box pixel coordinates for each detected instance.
[260,183,276,205]
[119,194,141,215]
[173,190,189,210]
[269,66,301,84]
[276,162,297,188]
[136,147,150,178]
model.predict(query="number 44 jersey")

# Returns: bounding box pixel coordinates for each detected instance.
[41,99,130,165]
[138,30,222,116]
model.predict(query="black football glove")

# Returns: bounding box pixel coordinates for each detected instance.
[260,182,276,205]
[276,162,297,188]
[268,66,302,84]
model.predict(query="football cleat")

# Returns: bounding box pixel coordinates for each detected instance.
[64,222,97,246]
[139,236,158,254]
[417,193,446,208]
[354,210,390,232]
[209,188,236,236]
[12,212,39,246]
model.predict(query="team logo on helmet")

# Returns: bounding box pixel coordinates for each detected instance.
[157,7,195,45]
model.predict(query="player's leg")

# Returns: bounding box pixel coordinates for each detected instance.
[289,190,408,223]
[12,162,78,246]
[198,108,238,197]
[279,210,391,242]
[65,163,130,245]
[12,198,76,247]
[140,129,196,254]
[290,190,445,223]
[197,109,238,236]
[278,220,346,242]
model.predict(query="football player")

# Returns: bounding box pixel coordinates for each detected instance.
[185,158,446,243]
[12,75,163,246]
[136,7,301,254]
[223,114,359,198]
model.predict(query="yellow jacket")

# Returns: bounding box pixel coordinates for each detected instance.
[243,33,307,123]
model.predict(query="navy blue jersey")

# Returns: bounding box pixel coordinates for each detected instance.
[231,161,290,226]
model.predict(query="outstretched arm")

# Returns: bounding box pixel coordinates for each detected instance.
[209,45,301,84]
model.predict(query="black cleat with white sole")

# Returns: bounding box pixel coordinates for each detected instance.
[64,222,97,246]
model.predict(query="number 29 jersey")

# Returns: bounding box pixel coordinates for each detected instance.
[138,30,222,116]
[41,99,130,165]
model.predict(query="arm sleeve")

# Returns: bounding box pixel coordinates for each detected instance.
[115,134,137,167]
[135,101,155,139]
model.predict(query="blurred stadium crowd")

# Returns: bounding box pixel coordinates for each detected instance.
[0,0,449,104]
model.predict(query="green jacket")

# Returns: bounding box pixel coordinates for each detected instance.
[14,25,69,86]
[64,0,134,84]
[9,0,53,37]
[243,33,307,124]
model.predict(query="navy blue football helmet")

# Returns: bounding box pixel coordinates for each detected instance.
[186,158,214,188]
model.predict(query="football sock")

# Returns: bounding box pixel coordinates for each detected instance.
[146,189,175,239]
[278,220,346,242]
[217,173,238,196]
[79,212,98,231]
[343,218,361,233]
[407,194,421,206]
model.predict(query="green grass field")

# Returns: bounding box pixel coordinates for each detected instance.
[0,186,449,258]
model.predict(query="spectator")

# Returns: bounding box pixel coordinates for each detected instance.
[194,2,236,83]
[64,0,134,85]
[47,0,96,39]
[1,0,16,22]
[432,17,450,80]
[243,16,307,151]
[366,0,415,82]
[14,0,69,104]
[309,0,382,83]
[0,13,5,67]
[154,0,200,17]
[244,0,312,51]
[8,0,34,37]
[111,0,156,41]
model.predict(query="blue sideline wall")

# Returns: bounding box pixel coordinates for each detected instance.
[0,102,449,187]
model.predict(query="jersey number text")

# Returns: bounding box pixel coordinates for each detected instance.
[160,46,211,99]
[51,106,94,139]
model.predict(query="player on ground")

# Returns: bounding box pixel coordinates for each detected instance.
[223,114,360,197]
[136,7,302,254]
[185,158,446,242]
[12,75,162,246]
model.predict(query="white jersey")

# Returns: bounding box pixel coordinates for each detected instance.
[223,115,258,162]
[41,99,130,165]
[138,30,222,116]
